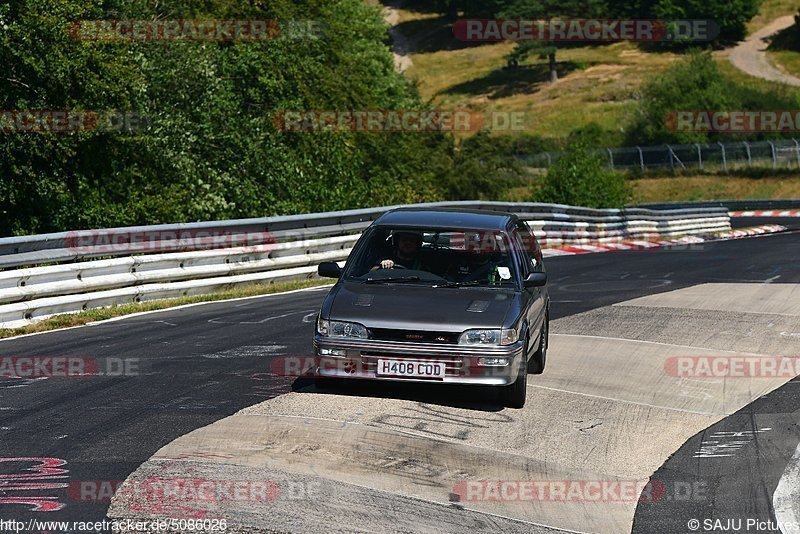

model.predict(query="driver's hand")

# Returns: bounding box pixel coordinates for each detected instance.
[380,259,395,269]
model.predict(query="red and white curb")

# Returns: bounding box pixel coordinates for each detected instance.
[731,210,800,217]
[542,225,787,257]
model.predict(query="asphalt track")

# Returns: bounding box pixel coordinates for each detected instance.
[0,217,798,533]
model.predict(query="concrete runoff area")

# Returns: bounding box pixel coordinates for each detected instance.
[109,283,800,533]
[619,283,800,316]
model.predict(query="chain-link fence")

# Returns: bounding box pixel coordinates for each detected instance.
[519,139,800,172]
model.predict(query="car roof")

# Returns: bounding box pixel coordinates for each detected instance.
[373,208,518,231]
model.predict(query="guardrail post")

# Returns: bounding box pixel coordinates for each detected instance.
[718,142,727,172]
[636,146,644,172]
[695,143,703,170]
[768,141,777,169]
[546,153,552,167]
[794,139,800,168]
[743,141,752,167]
[607,148,615,170]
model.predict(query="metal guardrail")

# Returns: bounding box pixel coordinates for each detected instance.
[637,199,800,211]
[519,140,800,172]
[0,201,731,329]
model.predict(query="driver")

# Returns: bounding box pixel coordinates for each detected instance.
[373,230,427,271]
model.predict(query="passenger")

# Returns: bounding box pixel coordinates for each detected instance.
[447,253,498,283]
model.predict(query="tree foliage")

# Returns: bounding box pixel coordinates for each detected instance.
[636,0,760,43]
[0,0,454,235]
[535,141,629,208]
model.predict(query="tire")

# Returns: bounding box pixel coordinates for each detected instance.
[528,316,548,375]
[501,339,529,409]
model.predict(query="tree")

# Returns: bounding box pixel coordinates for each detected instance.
[0,0,457,234]
[636,0,760,43]
[498,0,608,83]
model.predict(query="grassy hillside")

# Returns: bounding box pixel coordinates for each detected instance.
[388,0,800,140]
[500,172,800,203]
[748,0,798,31]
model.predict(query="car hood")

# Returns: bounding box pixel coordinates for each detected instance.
[325,281,518,332]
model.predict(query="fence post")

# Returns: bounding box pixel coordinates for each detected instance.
[718,142,727,172]
[695,143,703,170]
[768,141,777,169]
[546,152,552,167]
[607,148,615,170]
[794,139,800,168]
[636,146,644,172]
[743,141,752,167]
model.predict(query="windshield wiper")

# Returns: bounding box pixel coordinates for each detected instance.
[363,275,423,284]
[432,279,491,288]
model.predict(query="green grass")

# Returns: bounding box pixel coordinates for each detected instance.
[502,170,800,204]
[0,279,331,339]
[630,172,800,203]
[383,2,681,139]
[390,0,800,140]
[768,50,800,77]
[749,0,798,32]
[764,15,800,78]
[407,38,679,139]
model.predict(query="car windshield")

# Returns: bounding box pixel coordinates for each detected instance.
[343,226,518,287]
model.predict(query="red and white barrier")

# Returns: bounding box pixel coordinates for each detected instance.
[542,225,786,257]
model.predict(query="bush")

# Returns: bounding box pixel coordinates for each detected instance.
[442,132,525,200]
[627,50,800,146]
[535,141,629,208]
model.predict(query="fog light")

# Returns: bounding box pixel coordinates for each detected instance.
[319,348,346,357]
[477,357,509,367]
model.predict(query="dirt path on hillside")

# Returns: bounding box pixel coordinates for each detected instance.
[382,1,414,72]
[729,15,800,86]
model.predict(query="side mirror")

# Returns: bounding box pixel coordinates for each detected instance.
[318,262,342,279]
[524,272,547,288]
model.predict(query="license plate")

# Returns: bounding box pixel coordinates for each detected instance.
[376,359,446,379]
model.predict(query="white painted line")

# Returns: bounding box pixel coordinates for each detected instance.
[207,309,316,325]
[773,442,800,534]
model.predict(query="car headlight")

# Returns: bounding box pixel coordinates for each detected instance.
[458,328,518,346]
[316,318,368,339]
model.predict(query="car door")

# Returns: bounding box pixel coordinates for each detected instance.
[511,221,546,355]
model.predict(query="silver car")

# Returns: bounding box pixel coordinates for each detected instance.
[314,208,549,408]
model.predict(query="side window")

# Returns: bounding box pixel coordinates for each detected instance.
[514,221,540,274]
[511,226,532,278]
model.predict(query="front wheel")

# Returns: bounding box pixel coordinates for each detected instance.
[528,317,548,375]
[501,340,528,408]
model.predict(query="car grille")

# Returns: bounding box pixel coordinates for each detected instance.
[368,328,459,344]
[359,352,464,377]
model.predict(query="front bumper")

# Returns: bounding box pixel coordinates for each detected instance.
[313,335,525,385]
